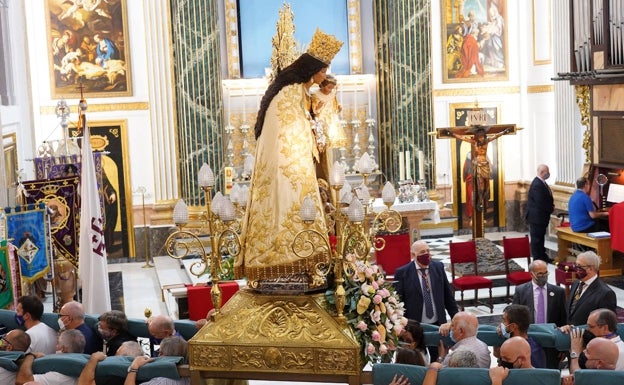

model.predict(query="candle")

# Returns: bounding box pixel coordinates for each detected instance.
[242,87,246,122]
[367,79,372,117]
[227,89,231,125]
[405,150,411,181]
[418,150,425,180]
[353,87,357,117]
[399,151,405,181]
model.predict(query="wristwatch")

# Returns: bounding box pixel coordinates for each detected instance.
[570,352,579,359]
[127,366,139,373]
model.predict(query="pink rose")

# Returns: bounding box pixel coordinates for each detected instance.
[365,267,374,278]
[372,331,381,341]
[377,277,385,285]
[371,281,379,290]
[379,344,388,354]
[373,294,382,304]
[367,343,376,354]
[357,321,368,331]
[371,309,381,323]
[394,323,404,335]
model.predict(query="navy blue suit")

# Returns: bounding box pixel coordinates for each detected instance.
[525,176,554,261]
[566,278,617,326]
[393,260,458,324]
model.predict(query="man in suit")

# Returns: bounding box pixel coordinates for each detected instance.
[512,260,566,327]
[525,164,554,262]
[512,260,567,369]
[564,251,617,326]
[394,240,459,362]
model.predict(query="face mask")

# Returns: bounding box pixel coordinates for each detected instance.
[534,275,548,287]
[543,172,550,180]
[14,314,24,326]
[575,267,588,280]
[499,358,516,369]
[582,330,596,347]
[500,323,511,339]
[449,330,456,344]
[416,253,431,266]
[578,352,588,369]
[98,328,113,340]
[58,318,66,331]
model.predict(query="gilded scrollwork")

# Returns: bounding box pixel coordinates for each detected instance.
[574,84,591,163]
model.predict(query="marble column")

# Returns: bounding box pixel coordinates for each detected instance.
[553,0,579,186]
[144,1,178,203]
[374,0,433,188]
[170,0,225,206]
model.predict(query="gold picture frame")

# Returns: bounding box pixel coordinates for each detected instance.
[224,0,362,78]
[2,133,17,188]
[449,103,506,231]
[441,0,509,83]
[45,0,132,98]
[69,120,135,259]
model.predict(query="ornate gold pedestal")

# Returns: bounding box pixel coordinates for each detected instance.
[189,287,363,385]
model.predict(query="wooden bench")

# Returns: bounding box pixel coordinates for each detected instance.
[556,227,621,276]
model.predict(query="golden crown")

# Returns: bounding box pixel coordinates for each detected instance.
[306,28,343,64]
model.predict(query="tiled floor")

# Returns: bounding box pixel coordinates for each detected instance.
[42,231,622,385]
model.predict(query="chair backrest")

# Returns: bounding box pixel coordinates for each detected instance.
[502,235,531,274]
[449,240,478,277]
[502,236,530,259]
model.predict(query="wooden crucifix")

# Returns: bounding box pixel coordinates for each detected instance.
[437,109,516,238]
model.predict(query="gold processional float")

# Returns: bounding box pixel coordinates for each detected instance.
[164,161,402,383]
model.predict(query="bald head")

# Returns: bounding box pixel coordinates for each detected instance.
[500,337,532,368]
[537,164,550,180]
[59,301,85,329]
[410,240,431,268]
[451,311,479,340]
[585,337,619,369]
[3,329,31,352]
[148,315,175,339]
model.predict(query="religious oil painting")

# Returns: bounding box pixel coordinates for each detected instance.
[449,103,505,232]
[442,0,509,83]
[45,0,132,98]
[69,121,135,262]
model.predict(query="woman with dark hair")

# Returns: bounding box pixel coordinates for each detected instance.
[236,29,342,293]
[398,319,429,365]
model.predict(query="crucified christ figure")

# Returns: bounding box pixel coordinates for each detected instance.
[444,126,511,211]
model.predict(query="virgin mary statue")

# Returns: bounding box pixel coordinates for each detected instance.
[235,29,343,294]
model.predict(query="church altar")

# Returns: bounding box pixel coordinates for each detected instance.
[372,198,440,242]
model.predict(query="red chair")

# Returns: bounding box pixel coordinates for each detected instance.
[502,235,533,300]
[449,240,493,313]
[374,233,411,278]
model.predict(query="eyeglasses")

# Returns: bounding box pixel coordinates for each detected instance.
[532,272,549,277]
[575,264,591,270]
[1,337,12,347]
[59,314,71,318]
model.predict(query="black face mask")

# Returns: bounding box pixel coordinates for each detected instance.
[582,330,596,347]
[498,358,516,369]
[578,352,588,369]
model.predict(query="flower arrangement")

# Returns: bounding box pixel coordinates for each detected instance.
[326,253,408,364]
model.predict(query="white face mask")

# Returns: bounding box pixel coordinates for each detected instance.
[58,318,66,331]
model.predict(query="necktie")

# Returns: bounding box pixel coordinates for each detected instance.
[543,180,552,196]
[570,281,585,313]
[420,269,434,319]
[536,286,545,323]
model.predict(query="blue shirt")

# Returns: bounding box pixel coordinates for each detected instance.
[569,189,595,232]
[528,336,547,368]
